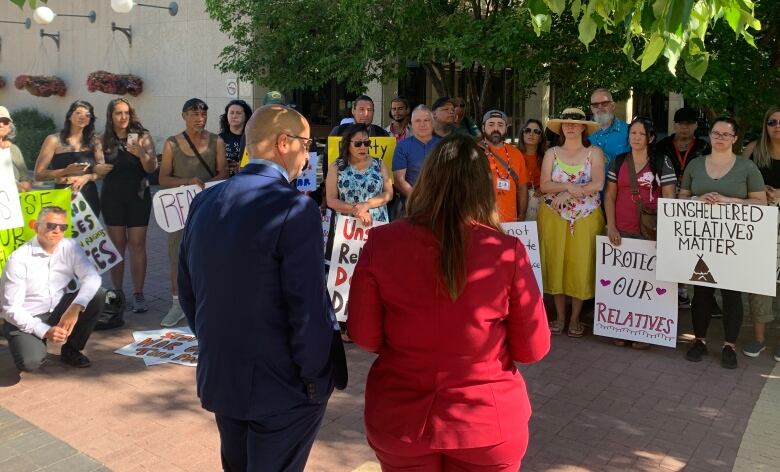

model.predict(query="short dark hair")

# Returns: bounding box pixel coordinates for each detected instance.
[182,98,208,113]
[352,95,374,108]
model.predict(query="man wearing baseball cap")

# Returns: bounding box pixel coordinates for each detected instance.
[481,109,530,221]
[656,106,711,180]
[431,96,457,138]
[0,106,32,192]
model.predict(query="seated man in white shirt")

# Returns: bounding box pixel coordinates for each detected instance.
[1,206,104,371]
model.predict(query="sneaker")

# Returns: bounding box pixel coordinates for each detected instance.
[160,302,185,327]
[742,341,766,358]
[60,347,91,368]
[774,346,780,362]
[132,293,149,313]
[721,345,738,369]
[678,294,691,309]
[686,340,708,362]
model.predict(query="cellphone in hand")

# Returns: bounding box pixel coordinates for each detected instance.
[127,133,139,147]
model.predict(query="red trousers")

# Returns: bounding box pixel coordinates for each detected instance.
[368,429,528,471]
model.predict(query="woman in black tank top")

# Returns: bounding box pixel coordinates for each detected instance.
[34,100,112,215]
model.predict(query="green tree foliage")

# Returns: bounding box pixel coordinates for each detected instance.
[8,0,45,8]
[9,107,57,169]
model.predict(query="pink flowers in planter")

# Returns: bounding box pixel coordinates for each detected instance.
[14,75,67,97]
[87,71,143,96]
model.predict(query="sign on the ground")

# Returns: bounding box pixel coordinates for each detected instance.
[0,148,24,231]
[594,236,678,347]
[326,214,386,322]
[114,328,198,366]
[0,189,72,272]
[327,136,396,182]
[70,193,122,274]
[501,221,543,292]
[656,198,778,296]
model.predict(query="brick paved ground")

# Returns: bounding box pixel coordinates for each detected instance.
[1,189,779,471]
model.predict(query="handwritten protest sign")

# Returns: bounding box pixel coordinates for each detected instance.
[295,152,319,192]
[594,236,678,347]
[656,198,778,296]
[0,189,71,272]
[0,148,24,231]
[114,328,198,367]
[152,181,224,233]
[501,222,543,292]
[326,214,386,322]
[322,208,333,250]
[70,193,122,274]
[327,136,396,182]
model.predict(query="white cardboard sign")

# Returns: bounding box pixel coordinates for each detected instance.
[0,148,24,231]
[501,221,543,292]
[152,181,223,233]
[594,236,678,347]
[295,152,318,192]
[326,214,385,322]
[656,198,778,296]
[70,193,123,274]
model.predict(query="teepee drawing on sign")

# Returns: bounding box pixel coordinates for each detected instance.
[690,254,716,283]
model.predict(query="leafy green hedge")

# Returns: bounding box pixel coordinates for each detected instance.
[10,107,57,169]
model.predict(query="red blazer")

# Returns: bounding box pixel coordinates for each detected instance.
[348,220,550,450]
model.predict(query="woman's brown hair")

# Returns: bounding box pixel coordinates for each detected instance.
[406,134,501,300]
[102,98,147,158]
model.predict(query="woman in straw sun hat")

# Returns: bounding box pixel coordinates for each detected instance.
[539,108,605,338]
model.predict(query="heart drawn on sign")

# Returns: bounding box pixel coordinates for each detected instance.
[656,288,667,295]
[600,279,611,286]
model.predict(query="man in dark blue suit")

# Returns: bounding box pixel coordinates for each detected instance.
[178,105,343,472]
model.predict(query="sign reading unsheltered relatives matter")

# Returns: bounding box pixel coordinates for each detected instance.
[114,328,198,366]
[594,236,678,347]
[326,215,386,322]
[501,221,543,292]
[656,198,778,296]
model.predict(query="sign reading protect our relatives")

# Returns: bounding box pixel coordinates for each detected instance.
[152,181,224,233]
[656,198,778,296]
[326,214,386,322]
[594,236,678,347]
[327,136,396,182]
[0,148,24,231]
[501,222,543,292]
[114,328,198,367]
[0,189,72,272]
[70,193,123,274]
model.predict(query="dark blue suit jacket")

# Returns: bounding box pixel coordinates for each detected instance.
[178,163,337,420]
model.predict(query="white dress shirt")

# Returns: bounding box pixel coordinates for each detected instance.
[0,237,101,339]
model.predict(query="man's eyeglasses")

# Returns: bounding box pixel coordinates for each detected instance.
[351,140,372,148]
[767,119,780,128]
[710,131,735,140]
[285,134,313,152]
[523,128,542,135]
[590,100,613,109]
[45,222,69,232]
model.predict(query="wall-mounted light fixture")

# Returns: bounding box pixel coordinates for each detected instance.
[111,22,133,47]
[111,0,179,16]
[33,7,97,25]
[0,18,32,29]
[40,29,61,51]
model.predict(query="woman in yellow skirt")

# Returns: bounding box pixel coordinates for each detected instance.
[539,108,605,337]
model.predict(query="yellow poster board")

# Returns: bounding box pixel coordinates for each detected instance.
[0,189,72,272]
[327,137,396,180]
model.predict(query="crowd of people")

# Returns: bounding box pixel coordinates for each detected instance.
[0,88,779,470]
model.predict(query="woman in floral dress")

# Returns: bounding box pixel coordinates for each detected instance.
[539,108,605,337]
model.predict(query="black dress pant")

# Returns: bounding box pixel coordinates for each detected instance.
[691,286,743,344]
[2,289,104,371]
[215,402,328,472]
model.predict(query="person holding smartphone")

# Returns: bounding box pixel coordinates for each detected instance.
[100,98,158,316]
[34,100,112,216]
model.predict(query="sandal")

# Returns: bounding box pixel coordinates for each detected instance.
[567,322,585,338]
[549,319,564,335]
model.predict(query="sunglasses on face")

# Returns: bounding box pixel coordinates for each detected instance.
[351,140,372,147]
[768,119,780,127]
[45,222,69,232]
[523,128,542,135]
[0,118,11,126]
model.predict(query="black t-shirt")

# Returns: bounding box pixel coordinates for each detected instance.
[220,131,243,162]
[753,154,780,188]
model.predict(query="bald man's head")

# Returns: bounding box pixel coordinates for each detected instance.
[244,105,311,180]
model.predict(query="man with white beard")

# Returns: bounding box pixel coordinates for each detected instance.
[587,88,630,180]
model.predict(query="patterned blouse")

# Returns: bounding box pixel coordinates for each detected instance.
[337,157,389,223]
[543,147,600,232]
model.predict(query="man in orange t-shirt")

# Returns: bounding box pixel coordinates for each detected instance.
[482,110,529,221]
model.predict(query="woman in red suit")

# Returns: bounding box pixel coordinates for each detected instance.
[348,134,550,471]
